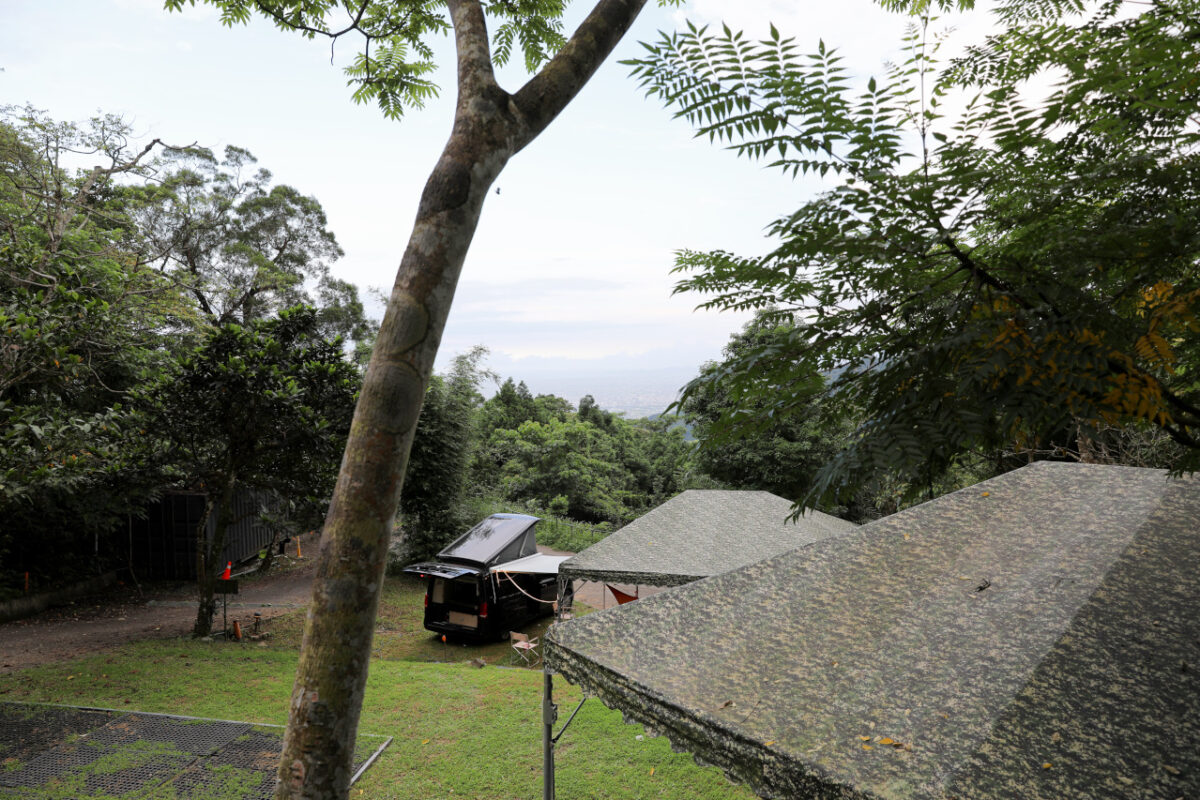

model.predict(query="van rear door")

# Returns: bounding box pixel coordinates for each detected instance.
[429,574,483,630]
[403,563,487,634]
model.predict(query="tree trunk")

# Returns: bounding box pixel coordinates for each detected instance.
[257,529,280,575]
[276,2,649,797]
[191,494,216,638]
[192,473,238,638]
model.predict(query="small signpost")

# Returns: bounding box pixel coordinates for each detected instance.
[215,578,239,638]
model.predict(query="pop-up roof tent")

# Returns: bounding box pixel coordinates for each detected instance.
[405,513,568,582]
[437,513,541,568]
[546,462,1200,799]
[407,513,567,580]
[559,489,857,588]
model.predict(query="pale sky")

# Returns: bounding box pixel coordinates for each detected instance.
[0,0,990,410]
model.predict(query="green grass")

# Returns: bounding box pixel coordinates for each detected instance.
[0,576,752,800]
[264,574,561,665]
[4,738,193,800]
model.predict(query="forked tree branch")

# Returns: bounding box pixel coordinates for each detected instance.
[448,0,499,102]
[511,0,649,149]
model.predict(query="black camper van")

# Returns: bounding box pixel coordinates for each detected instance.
[404,514,569,641]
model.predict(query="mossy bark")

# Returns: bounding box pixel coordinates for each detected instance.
[275,2,650,797]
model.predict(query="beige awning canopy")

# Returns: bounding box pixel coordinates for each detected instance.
[490,553,568,575]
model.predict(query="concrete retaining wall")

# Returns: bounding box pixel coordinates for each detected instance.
[0,571,119,624]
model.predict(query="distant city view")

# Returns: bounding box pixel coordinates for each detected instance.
[481,363,698,420]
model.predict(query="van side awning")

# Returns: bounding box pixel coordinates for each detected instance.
[490,554,569,576]
[402,562,480,580]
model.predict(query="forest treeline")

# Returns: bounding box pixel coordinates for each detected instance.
[0,101,865,606]
[0,104,706,606]
[0,106,368,631]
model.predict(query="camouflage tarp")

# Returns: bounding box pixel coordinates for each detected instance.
[546,463,1200,799]
[560,490,857,587]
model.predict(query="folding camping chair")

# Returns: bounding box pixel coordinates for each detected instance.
[511,631,540,665]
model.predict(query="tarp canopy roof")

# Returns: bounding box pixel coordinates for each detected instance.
[490,553,569,575]
[559,490,857,587]
[436,513,540,568]
[546,462,1200,799]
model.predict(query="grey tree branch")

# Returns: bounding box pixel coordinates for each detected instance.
[512,0,649,149]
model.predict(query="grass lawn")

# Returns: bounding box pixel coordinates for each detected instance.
[0,576,753,800]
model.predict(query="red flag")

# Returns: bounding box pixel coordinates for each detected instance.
[606,584,639,605]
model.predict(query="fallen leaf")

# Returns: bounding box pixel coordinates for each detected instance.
[764,741,775,747]
[903,533,911,541]
[981,491,990,497]
[1163,764,1180,776]
[862,744,873,750]
[719,700,734,709]
[859,736,871,742]
[421,739,430,745]
[879,738,896,745]
[1042,762,1052,770]
[649,767,655,776]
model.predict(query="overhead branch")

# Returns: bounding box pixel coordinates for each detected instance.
[254,0,371,41]
[511,0,649,150]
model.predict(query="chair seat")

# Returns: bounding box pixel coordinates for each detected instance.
[510,632,540,664]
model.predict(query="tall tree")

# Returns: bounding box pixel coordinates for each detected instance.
[140,306,358,637]
[137,146,326,322]
[0,106,181,585]
[631,0,1200,508]
[681,313,859,508]
[164,1,678,795]
[134,144,371,343]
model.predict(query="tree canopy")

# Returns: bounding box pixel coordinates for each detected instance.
[632,0,1200,507]
[140,306,359,635]
[681,313,855,508]
[0,105,369,605]
[0,107,181,585]
[134,144,371,344]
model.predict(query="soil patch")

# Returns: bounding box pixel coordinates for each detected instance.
[0,534,319,675]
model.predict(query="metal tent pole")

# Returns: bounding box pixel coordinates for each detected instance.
[542,669,557,800]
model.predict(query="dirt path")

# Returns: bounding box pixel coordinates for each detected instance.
[1,539,651,674]
[0,535,319,674]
